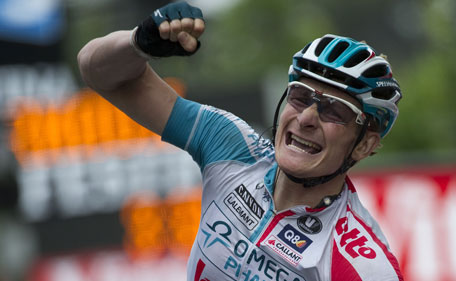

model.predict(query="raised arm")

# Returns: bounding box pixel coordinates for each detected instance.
[77,2,204,135]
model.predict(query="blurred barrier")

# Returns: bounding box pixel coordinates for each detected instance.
[352,167,456,281]
[26,167,456,281]
[121,188,202,259]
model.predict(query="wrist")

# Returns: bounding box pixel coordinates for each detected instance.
[129,27,154,60]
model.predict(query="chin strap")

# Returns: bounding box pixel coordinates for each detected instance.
[283,157,356,188]
[271,90,371,188]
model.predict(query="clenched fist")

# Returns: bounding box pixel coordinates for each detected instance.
[133,2,205,58]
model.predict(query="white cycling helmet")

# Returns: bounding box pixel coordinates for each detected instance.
[288,34,402,137]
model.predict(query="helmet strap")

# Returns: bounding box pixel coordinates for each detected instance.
[271,89,288,146]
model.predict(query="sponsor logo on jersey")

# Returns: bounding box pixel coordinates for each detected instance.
[335,217,377,259]
[264,236,303,266]
[198,203,307,281]
[297,215,322,234]
[235,184,264,219]
[224,192,259,230]
[277,224,312,254]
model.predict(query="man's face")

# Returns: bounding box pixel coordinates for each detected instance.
[275,77,362,179]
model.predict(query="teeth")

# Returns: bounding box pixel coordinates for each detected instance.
[288,144,307,153]
[290,135,321,151]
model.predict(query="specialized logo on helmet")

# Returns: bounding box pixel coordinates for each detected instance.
[376,81,399,88]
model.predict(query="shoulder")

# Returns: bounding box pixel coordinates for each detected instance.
[196,105,275,166]
[164,97,275,168]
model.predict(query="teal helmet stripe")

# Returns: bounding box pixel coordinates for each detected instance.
[318,37,371,69]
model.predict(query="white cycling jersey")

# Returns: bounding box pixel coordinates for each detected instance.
[162,97,403,281]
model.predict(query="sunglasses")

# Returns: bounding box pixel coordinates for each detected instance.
[286,81,366,125]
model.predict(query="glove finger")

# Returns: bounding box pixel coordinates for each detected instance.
[166,5,180,20]
[189,6,203,19]
[177,2,195,18]
[153,3,204,26]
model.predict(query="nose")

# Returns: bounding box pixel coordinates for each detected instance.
[296,103,320,129]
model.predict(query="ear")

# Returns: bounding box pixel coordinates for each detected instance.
[352,131,381,161]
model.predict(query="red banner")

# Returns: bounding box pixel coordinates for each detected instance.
[351,166,456,281]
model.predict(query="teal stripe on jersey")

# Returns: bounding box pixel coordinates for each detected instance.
[162,96,202,150]
[249,163,277,242]
[163,97,268,171]
[186,105,257,169]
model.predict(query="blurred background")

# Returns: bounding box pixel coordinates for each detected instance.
[0,0,455,280]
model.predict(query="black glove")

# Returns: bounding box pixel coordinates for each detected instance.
[134,2,204,57]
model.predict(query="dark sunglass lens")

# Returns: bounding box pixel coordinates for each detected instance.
[287,85,314,111]
[286,84,358,125]
[319,98,355,124]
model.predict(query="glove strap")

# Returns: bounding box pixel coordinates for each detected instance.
[129,27,154,60]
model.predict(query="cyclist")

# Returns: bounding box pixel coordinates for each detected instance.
[78,2,403,280]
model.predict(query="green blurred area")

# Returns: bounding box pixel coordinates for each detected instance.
[68,0,456,166]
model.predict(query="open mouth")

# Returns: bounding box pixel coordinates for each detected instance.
[286,132,322,154]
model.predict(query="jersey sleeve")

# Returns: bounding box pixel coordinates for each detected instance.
[161,97,273,171]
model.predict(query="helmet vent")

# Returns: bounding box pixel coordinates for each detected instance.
[315,37,334,56]
[296,58,366,90]
[344,49,370,67]
[371,88,398,101]
[327,41,349,63]
[300,43,311,54]
[362,64,389,78]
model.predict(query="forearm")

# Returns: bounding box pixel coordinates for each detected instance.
[76,2,205,136]
[78,30,148,93]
